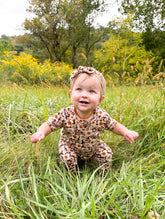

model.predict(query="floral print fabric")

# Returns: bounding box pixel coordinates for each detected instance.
[47,105,117,173]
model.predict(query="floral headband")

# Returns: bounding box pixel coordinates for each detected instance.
[70,66,106,94]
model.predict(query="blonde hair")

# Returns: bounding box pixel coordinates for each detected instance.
[70,66,106,97]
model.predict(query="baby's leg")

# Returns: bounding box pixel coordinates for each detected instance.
[94,142,113,170]
[59,145,77,174]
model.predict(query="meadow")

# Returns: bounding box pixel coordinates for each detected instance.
[0,84,164,218]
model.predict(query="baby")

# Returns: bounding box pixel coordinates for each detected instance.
[31,66,139,174]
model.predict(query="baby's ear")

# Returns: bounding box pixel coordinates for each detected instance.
[69,90,72,96]
[99,95,104,104]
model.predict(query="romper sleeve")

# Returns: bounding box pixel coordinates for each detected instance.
[47,108,65,131]
[97,107,117,131]
[104,111,117,131]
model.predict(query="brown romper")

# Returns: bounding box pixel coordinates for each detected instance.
[47,105,117,173]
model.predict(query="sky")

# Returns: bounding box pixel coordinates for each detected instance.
[0,0,121,37]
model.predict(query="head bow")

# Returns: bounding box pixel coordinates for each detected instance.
[70,66,98,80]
[70,66,106,95]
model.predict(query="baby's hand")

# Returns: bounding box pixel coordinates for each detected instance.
[31,131,45,143]
[124,130,139,144]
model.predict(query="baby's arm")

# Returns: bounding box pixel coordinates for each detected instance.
[112,122,139,144]
[31,122,52,143]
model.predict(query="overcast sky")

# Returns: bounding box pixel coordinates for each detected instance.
[0,0,121,37]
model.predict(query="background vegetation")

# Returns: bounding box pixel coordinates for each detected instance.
[0,0,164,74]
[0,0,165,218]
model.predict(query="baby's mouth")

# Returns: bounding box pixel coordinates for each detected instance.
[80,101,89,104]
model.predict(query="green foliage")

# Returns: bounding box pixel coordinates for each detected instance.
[0,35,13,58]
[142,29,165,60]
[94,33,155,84]
[24,0,106,66]
[118,2,165,61]
[120,0,165,31]
[0,47,164,86]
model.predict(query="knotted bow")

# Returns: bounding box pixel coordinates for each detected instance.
[70,66,106,94]
[70,66,99,80]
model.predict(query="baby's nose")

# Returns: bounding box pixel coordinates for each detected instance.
[81,90,88,97]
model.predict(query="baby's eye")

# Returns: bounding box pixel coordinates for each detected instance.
[89,90,95,93]
[76,88,82,91]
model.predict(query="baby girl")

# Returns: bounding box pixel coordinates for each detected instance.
[31,66,139,174]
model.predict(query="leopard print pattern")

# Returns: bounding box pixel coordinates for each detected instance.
[47,105,117,173]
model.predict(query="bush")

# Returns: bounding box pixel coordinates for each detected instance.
[0,52,73,85]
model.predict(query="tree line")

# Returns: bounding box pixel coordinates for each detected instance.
[0,0,164,83]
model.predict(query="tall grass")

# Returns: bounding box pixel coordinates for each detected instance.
[0,84,164,218]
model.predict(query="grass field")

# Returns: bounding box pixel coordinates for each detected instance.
[0,84,164,218]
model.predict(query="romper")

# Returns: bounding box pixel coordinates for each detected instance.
[47,105,117,173]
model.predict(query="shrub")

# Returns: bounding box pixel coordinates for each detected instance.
[0,52,73,85]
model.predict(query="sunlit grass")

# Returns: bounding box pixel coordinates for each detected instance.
[0,84,164,218]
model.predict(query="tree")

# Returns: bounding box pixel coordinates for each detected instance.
[113,4,165,60]
[23,0,106,66]
[94,33,154,84]
[142,29,165,59]
[0,35,13,57]
[64,0,106,67]
[120,0,165,31]
[24,0,68,62]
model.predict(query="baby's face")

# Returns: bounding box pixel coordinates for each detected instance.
[70,74,104,118]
